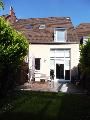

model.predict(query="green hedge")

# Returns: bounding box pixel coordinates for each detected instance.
[0,17,29,96]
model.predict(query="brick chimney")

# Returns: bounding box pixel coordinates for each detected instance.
[9,6,15,16]
[8,6,16,24]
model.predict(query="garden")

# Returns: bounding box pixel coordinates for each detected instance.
[0,91,90,120]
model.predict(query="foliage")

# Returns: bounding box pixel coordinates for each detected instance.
[0,0,4,10]
[0,17,28,65]
[0,91,90,120]
[80,37,90,91]
[80,39,90,69]
[0,17,29,95]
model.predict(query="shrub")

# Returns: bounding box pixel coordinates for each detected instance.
[80,37,90,92]
[0,17,29,96]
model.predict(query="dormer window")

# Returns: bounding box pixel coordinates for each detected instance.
[54,28,67,42]
[39,24,45,29]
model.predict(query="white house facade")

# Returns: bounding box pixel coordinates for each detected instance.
[29,43,79,82]
[6,7,90,83]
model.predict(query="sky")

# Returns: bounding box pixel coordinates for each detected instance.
[0,0,90,26]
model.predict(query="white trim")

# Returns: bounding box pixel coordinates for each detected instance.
[39,24,45,29]
[54,28,67,42]
[55,60,64,81]
[50,49,71,82]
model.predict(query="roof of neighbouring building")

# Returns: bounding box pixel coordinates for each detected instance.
[76,23,90,40]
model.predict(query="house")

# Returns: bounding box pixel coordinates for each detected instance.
[76,23,90,44]
[4,7,82,83]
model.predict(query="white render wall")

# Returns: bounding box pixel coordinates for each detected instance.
[29,43,80,81]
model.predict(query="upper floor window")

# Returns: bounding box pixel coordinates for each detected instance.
[54,28,67,42]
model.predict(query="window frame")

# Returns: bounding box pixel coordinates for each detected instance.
[39,24,46,29]
[54,28,67,42]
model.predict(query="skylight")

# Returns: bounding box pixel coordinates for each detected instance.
[26,24,33,29]
[39,24,45,29]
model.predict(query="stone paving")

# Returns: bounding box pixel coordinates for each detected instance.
[16,81,54,92]
[16,81,85,94]
[54,82,84,93]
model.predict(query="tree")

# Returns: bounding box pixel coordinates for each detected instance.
[80,37,90,92]
[80,38,90,71]
[0,0,4,10]
[0,17,29,96]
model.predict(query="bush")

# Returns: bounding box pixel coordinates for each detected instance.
[80,37,90,92]
[0,17,29,96]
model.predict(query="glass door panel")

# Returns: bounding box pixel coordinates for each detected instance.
[56,64,64,79]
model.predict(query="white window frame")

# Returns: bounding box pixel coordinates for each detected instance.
[50,49,71,81]
[39,24,45,29]
[54,28,67,42]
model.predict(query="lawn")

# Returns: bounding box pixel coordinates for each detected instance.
[0,91,90,120]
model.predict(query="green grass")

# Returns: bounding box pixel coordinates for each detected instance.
[0,91,90,120]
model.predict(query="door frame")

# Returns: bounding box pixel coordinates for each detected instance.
[50,49,71,82]
[54,59,71,82]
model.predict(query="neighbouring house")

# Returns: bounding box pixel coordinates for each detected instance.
[76,23,90,44]
[4,7,90,83]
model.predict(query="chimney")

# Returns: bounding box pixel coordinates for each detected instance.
[9,6,16,24]
[9,6,15,16]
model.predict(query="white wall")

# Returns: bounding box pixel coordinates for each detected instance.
[29,43,80,81]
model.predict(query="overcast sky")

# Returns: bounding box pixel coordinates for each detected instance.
[0,0,90,26]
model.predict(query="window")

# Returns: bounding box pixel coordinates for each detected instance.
[39,24,45,29]
[55,50,64,58]
[50,59,55,69]
[83,36,89,45]
[50,50,55,58]
[65,50,70,58]
[35,58,40,70]
[54,28,67,42]
[50,49,70,58]
[65,70,70,80]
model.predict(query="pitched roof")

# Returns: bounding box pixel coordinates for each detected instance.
[76,23,90,40]
[13,17,79,43]
[2,14,11,19]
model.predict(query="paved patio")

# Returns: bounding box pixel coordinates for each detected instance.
[16,81,85,94]
[54,82,84,93]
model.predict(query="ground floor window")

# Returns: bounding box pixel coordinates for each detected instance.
[65,70,70,80]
